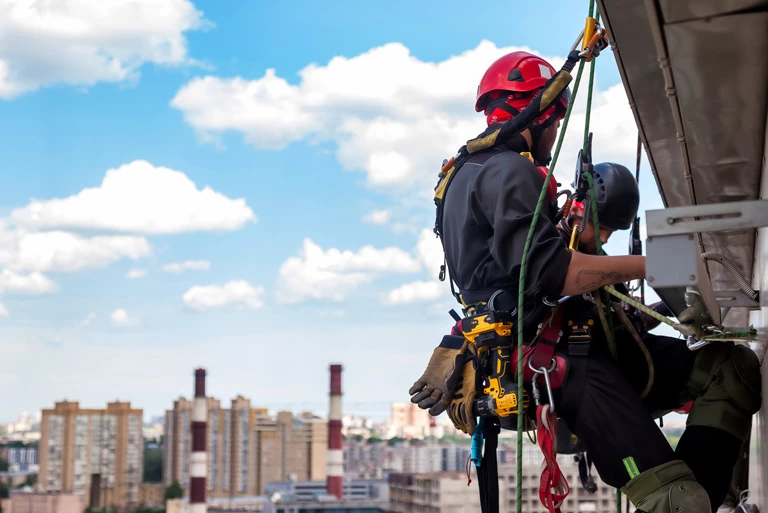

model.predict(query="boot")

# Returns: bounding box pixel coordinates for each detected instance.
[622,460,711,513]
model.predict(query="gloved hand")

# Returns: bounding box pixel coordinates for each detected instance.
[447,357,478,435]
[409,335,474,416]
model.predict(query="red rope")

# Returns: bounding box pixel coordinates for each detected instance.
[466,454,472,486]
[537,404,570,513]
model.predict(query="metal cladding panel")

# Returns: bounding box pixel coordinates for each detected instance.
[665,13,767,205]
[659,0,768,23]
[599,0,767,323]
[598,0,691,208]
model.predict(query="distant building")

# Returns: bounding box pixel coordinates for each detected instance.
[389,472,485,513]
[0,446,38,472]
[138,483,166,507]
[164,395,328,498]
[261,478,388,513]
[2,491,82,513]
[37,401,143,510]
[344,440,471,479]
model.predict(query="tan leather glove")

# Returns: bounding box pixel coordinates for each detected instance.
[447,358,478,435]
[409,335,474,416]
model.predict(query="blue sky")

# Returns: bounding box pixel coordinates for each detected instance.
[0,0,668,423]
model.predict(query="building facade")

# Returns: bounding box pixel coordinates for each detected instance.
[0,446,38,472]
[37,401,143,510]
[164,395,328,498]
[388,472,484,513]
[2,492,82,513]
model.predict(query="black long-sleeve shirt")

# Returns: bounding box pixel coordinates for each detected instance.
[441,134,572,314]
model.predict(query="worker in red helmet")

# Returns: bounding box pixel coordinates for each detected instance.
[409,51,760,513]
[475,51,570,165]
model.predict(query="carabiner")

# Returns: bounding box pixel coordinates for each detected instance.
[528,359,558,414]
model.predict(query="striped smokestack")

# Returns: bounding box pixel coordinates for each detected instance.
[326,364,343,499]
[190,369,207,513]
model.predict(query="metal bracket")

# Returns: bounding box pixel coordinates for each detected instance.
[714,290,760,308]
[647,199,768,237]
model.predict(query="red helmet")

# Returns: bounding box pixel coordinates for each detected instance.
[475,51,565,113]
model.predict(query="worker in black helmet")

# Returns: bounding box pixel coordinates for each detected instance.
[552,161,759,513]
[408,50,761,513]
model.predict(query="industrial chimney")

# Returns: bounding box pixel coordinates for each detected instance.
[326,364,343,500]
[190,369,207,513]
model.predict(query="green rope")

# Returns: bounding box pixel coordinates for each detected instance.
[515,54,587,513]
[516,4,596,513]
[617,490,622,513]
[603,285,676,327]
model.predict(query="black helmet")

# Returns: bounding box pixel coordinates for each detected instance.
[592,162,639,231]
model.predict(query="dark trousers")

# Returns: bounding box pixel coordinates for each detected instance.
[555,334,742,509]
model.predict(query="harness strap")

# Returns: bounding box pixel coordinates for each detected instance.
[477,420,500,513]
[531,308,563,370]
[537,405,570,513]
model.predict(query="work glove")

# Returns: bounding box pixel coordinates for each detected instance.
[447,357,479,435]
[409,335,474,416]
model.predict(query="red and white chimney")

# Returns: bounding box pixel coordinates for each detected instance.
[326,364,343,499]
[190,369,207,513]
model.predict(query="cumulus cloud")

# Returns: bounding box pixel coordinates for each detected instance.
[0,228,150,273]
[11,161,256,234]
[386,280,444,305]
[0,269,58,295]
[182,280,264,311]
[0,0,207,99]
[79,312,96,326]
[385,228,448,305]
[0,303,8,317]
[162,260,211,274]
[276,239,421,303]
[110,308,137,327]
[172,41,638,196]
[126,268,147,279]
[363,210,392,225]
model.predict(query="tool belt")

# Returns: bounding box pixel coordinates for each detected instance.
[448,290,601,421]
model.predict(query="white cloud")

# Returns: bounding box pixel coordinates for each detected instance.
[171,41,541,191]
[182,280,264,311]
[162,260,211,274]
[126,268,147,279]
[386,280,444,305]
[11,160,256,234]
[276,238,421,303]
[110,308,137,327]
[79,312,96,326]
[0,228,151,273]
[385,229,448,305]
[172,42,639,197]
[363,209,392,225]
[0,269,57,295]
[0,303,8,317]
[0,0,207,99]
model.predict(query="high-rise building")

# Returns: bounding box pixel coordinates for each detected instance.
[164,395,327,498]
[37,401,143,510]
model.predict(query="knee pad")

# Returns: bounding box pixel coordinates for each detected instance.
[622,460,711,513]
[685,343,762,440]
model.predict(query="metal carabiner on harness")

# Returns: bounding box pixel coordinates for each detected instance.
[528,359,558,414]
[488,289,517,316]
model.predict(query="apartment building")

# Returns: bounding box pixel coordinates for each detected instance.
[164,395,328,497]
[37,401,143,510]
[388,472,484,513]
